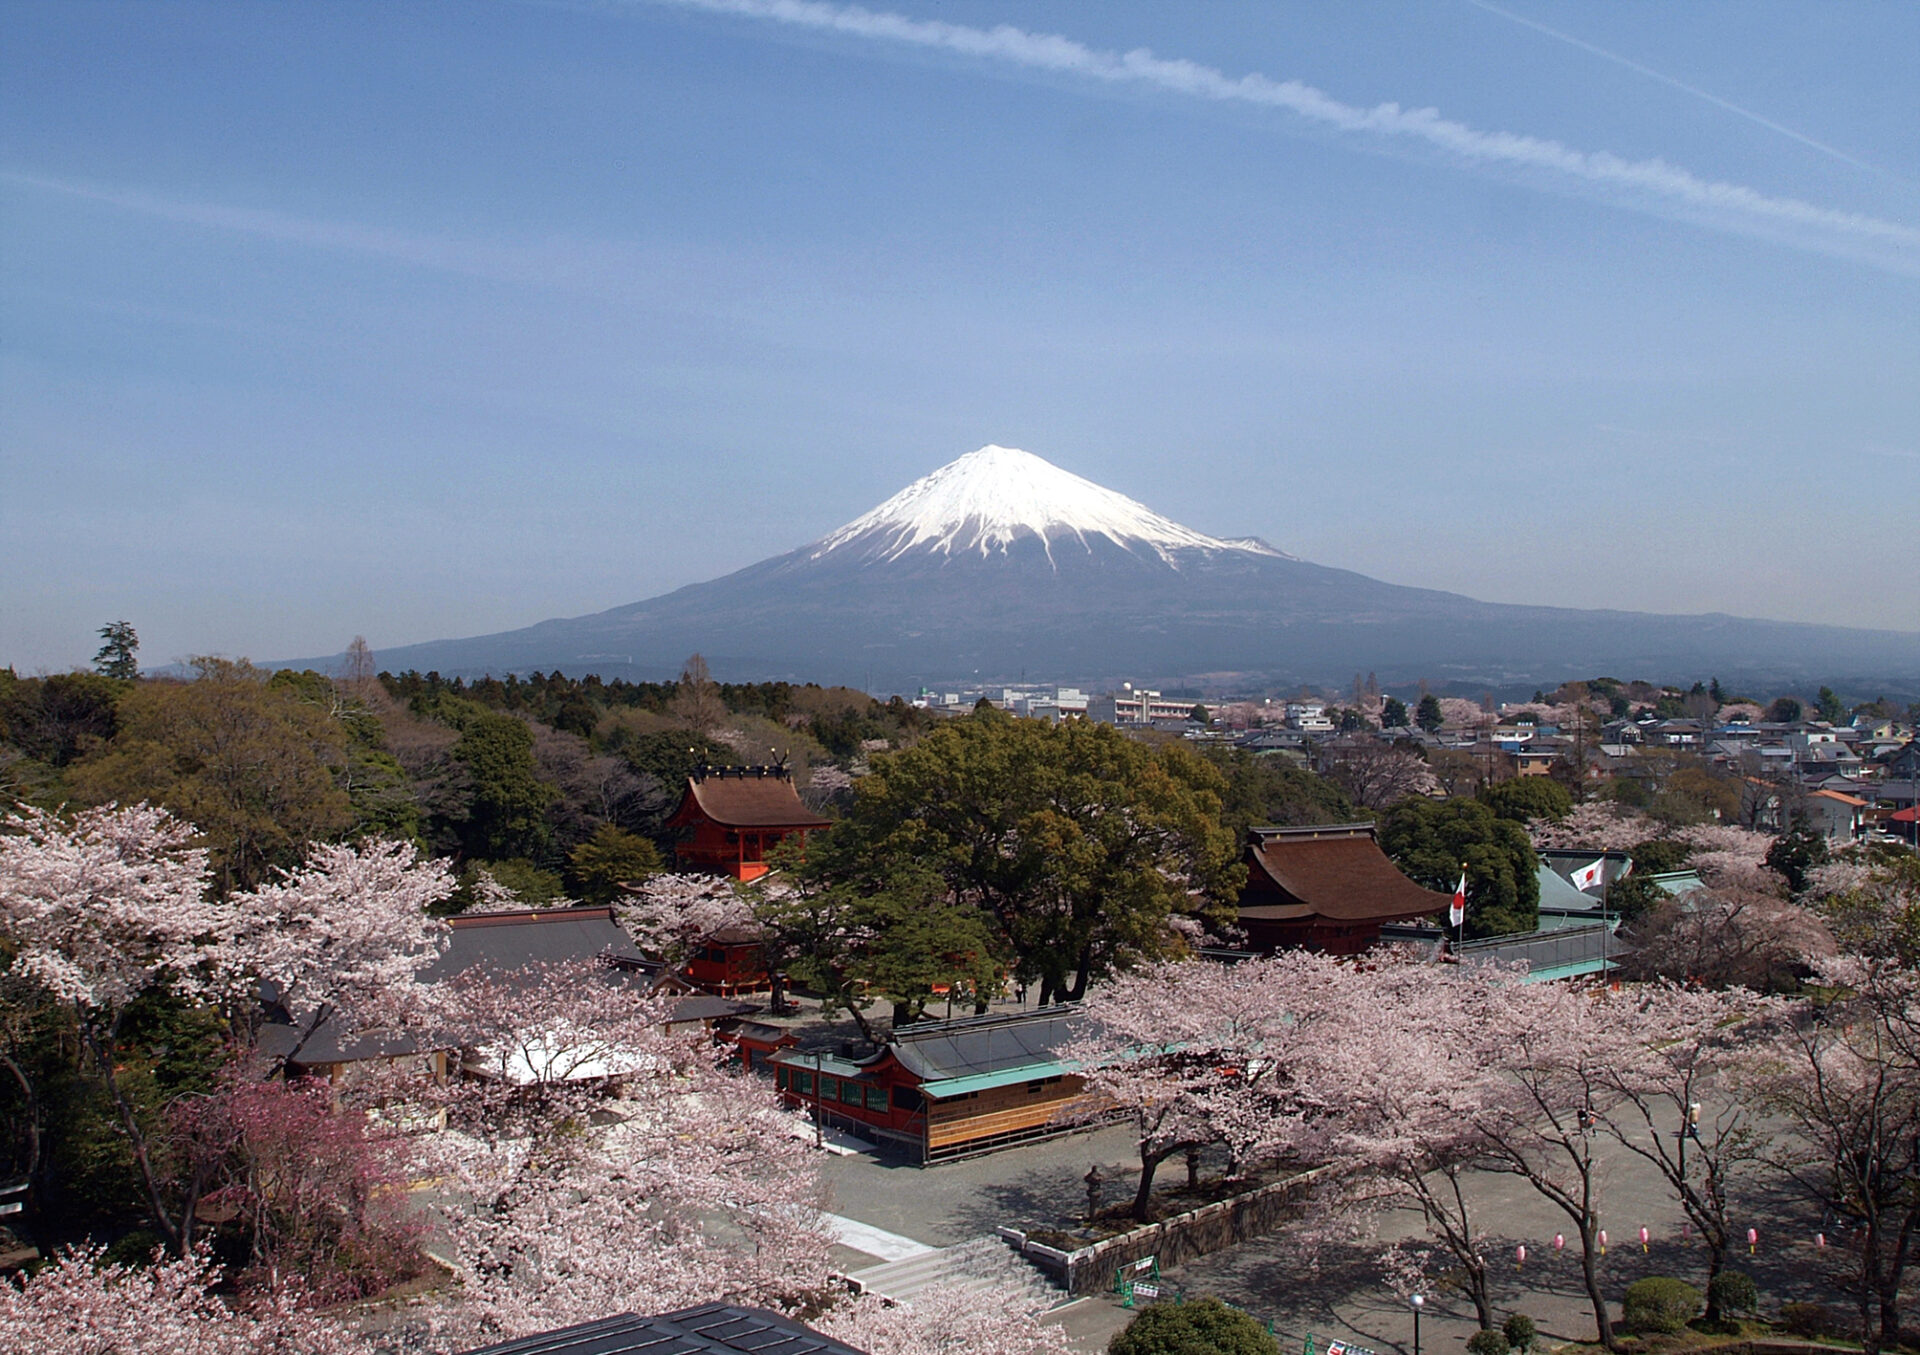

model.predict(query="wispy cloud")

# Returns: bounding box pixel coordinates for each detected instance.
[0,170,566,284]
[659,0,1920,275]
[1464,0,1905,184]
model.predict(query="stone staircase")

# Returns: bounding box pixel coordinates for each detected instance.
[846,1234,1065,1312]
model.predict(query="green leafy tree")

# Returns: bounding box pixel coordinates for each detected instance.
[1109,1296,1279,1355]
[1766,823,1828,895]
[1815,686,1845,724]
[1482,778,1572,824]
[92,621,139,680]
[807,710,1243,1005]
[439,703,557,862]
[758,864,1002,1039]
[1382,695,1410,728]
[69,659,351,892]
[1188,703,1211,725]
[1380,797,1539,938]
[1416,693,1446,733]
[566,824,663,905]
[1768,696,1803,723]
[0,671,120,768]
[1202,748,1356,842]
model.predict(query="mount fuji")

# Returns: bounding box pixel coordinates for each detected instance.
[327,446,1920,692]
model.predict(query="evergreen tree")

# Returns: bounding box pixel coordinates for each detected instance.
[91,621,138,680]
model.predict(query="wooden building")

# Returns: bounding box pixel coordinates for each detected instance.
[768,1007,1088,1162]
[683,924,773,997]
[1235,822,1453,955]
[665,765,831,883]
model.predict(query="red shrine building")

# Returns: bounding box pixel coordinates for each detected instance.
[1235,822,1453,955]
[665,764,831,883]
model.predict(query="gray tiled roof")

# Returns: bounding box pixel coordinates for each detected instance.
[885,1007,1081,1083]
[457,1304,868,1355]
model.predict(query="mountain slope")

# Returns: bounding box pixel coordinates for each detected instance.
[312,447,1920,692]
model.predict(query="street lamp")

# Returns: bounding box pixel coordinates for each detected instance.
[1410,1293,1424,1355]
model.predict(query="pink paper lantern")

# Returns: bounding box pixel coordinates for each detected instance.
[1598,1229,1608,1254]
[1516,1245,1527,1268]
[1639,1226,1650,1253]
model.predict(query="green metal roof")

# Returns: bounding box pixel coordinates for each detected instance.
[920,1058,1082,1099]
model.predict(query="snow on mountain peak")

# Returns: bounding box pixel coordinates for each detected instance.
[811,445,1289,567]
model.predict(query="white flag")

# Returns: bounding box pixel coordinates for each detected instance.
[1571,858,1606,892]
[1449,871,1466,928]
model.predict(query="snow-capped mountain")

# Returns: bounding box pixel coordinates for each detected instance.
[811,445,1290,567]
[307,447,1920,691]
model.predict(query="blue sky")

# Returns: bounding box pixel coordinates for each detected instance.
[4,0,1917,674]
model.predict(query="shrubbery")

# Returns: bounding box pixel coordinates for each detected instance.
[1778,1302,1843,1339]
[1707,1270,1758,1321]
[1623,1277,1701,1334]
[1109,1297,1278,1355]
[1467,1330,1511,1355]
[1503,1313,1537,1352]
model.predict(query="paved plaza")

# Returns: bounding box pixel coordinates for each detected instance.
[812,1114,1835,1355]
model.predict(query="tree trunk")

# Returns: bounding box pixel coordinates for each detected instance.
[83,1019,184,1253]
[1185,1145,1201,1190]
[1466,1255,1493,1331]
[1133,1144,1177,1222]
[1068,946,1094,1002]
[1581,1223,1617,1350]
[0,1049,40,1185]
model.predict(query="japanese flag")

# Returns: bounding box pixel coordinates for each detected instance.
[1570,858,1606,892]
[1449,871,1466,928]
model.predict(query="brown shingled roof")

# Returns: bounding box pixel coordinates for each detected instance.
[1240,823,1451,924]
[667,770,832,830]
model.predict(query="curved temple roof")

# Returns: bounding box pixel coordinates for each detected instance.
[1240,822,1452,923]
[668,768,832,830]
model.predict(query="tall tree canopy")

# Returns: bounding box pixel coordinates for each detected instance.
[804,710,1243,1004]
[1381,796,1539,938]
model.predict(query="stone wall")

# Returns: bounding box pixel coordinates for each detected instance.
[1000,1163,1338,1297]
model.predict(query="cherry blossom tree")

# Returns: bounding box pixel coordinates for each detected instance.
[1329,958,1515,1329]
[444,956,684,1095]
[422,1056,834,1346]
[173,1071,424,1304]
[0,803,230,1251]
[1740,956,1920,1355]
[1590,985,1771,1310]
[230,837,456,1073]
[1462,980,1637,1349]
[614,870,756,962]
[1064,953,1355,1221]
[0,1244,366,1355]
[1528,802,1653,853]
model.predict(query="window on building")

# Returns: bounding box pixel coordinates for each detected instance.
[891,1085,923,1112]
[794,1070,814,1096]
[820,1076,839,1102]
[865,1084,889,1113]
[774,1066,787,1091]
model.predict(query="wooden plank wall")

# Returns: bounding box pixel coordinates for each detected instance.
[926,1076,1087,1151]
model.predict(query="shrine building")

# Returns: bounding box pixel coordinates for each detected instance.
[767,1007,1090,1162]
[1235,822,1454,955]
[665,764,831,883]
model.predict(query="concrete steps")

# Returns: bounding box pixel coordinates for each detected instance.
[846,1234,1065,1312]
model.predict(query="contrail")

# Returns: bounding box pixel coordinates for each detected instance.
[657,0,1920,273]
[1463,0,1900,182]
